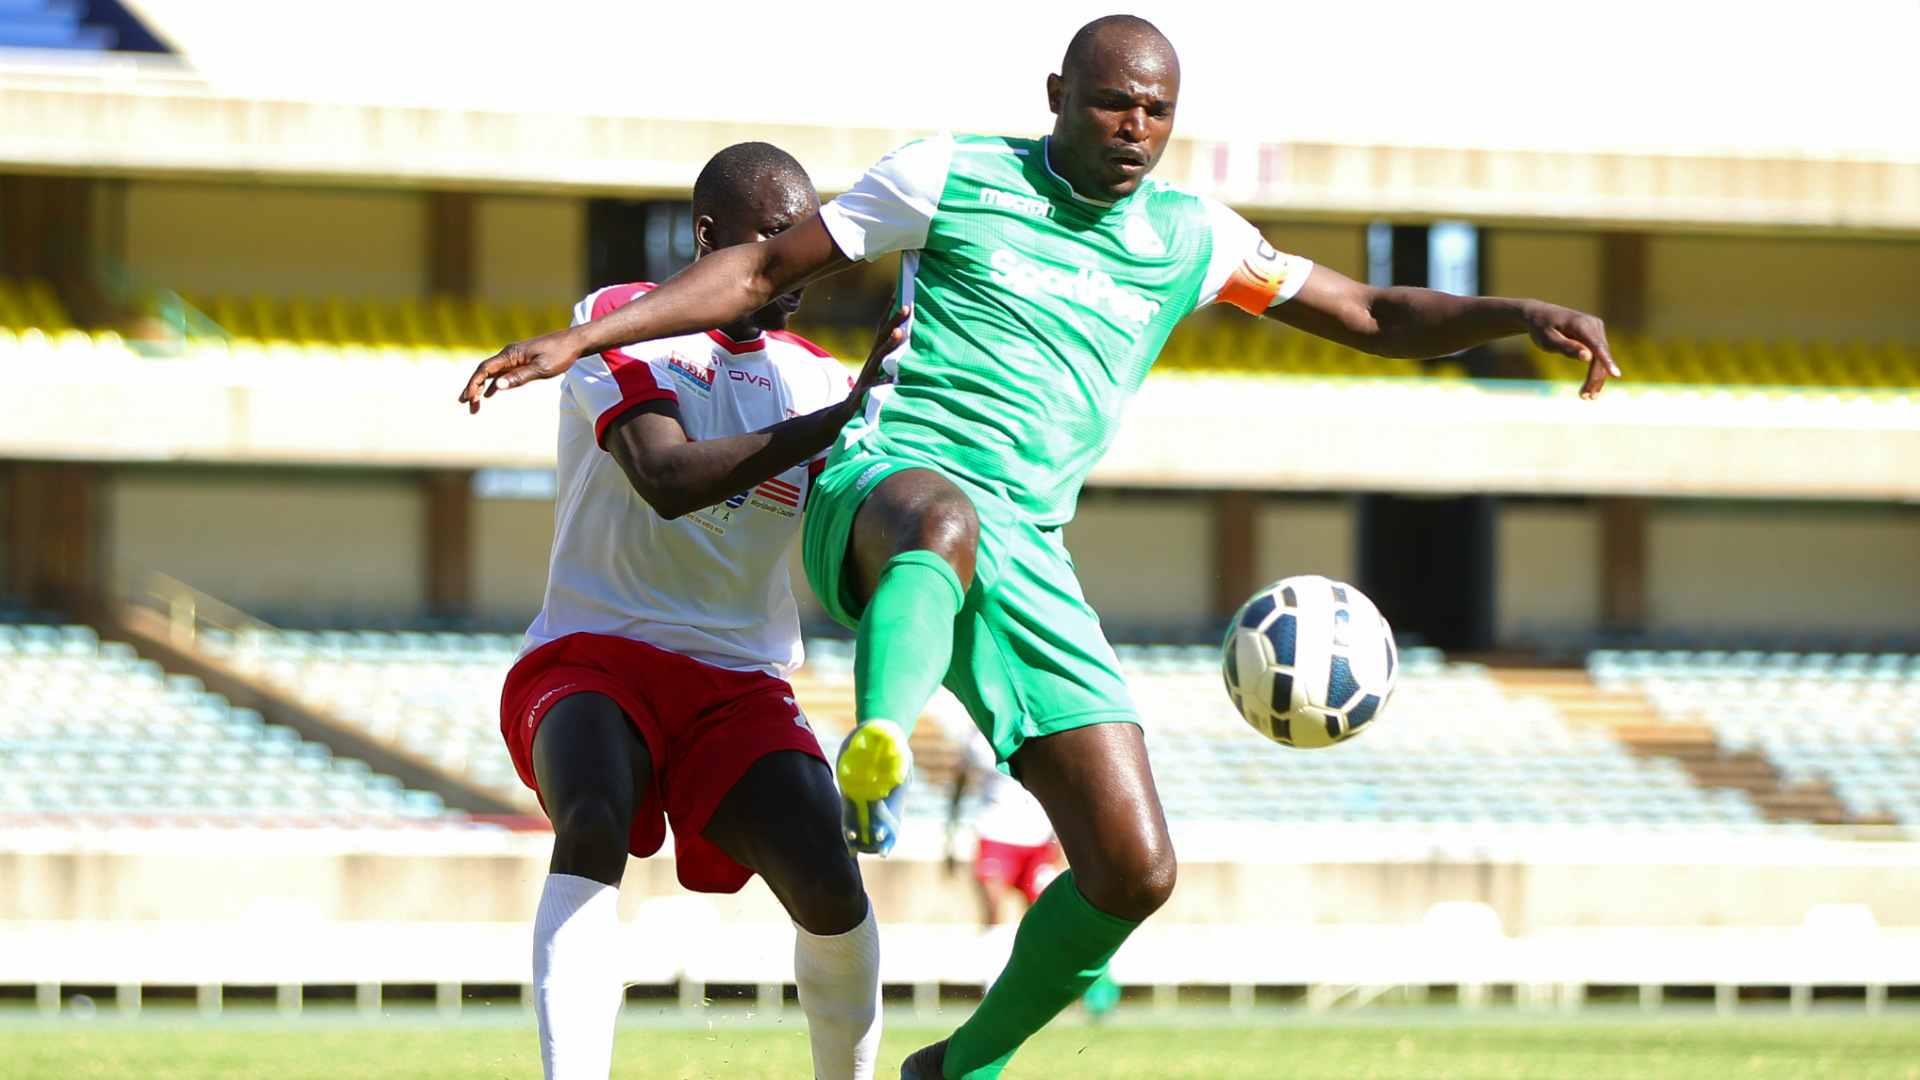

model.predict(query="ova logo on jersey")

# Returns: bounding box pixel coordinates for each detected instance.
[728,369,773,390]
[987,248,1162,329]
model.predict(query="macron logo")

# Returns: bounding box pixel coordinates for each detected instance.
[987,248,1162,329]
[981,187,1052,218]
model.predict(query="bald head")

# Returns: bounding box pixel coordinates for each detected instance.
[1061,14,1178,85]
[1046,15,1180,201]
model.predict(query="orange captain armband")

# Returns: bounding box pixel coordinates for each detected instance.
[1217,239,1298,316]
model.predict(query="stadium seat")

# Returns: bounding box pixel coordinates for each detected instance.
[1589,649,1920,824]
[0,621,482,829]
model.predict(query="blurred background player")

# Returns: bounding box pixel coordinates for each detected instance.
[462,16,1618,1080]
[944,717,1062,930]
[493,141,902,1080]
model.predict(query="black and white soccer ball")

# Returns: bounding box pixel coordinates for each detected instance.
[1222,574,1398,749]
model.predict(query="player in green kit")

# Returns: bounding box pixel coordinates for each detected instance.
[463,17,1618,1077]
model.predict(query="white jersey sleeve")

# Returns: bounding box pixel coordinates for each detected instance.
[819,133,957,262]
[1194,197,1316,314]
[567,283,679,445]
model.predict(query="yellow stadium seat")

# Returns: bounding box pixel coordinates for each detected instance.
[23,280,73,331]
[471,301,503,352]
[286,297,326,346]
[0,280,28,330]
[503,302,540,343]
[248,294,287,344]
[395,299,432,350]
[210,295,252,341]
[323,298,360,345]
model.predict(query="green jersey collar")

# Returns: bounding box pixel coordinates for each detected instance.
[1039,136,1135,213]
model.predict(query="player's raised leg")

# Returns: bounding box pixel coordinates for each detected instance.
[705,750,881,1080]
[528,692,654,1080]
[904,721,1174,1080]
[832,469,979,852]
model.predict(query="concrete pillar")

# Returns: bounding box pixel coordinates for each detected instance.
[1639,982,1662,1012]
[1213,490,1259,618]
[912,981,938,1016]
[1228,983,1254,1014]
[357,981,381,1017]
[427,192,476,300]
[423,470,474,618]
[436,981,462,1016]
[1714,982,1737,1016]
[1601,232,1649,338]
[116,982,141,1017]
[0,175,116,325]
[1599,496,1648,635]
[278,982,302,1016]
[759,981,785,1014]
[679,975,703,1013]
[198,982,222,1017]
[3,461,106,617]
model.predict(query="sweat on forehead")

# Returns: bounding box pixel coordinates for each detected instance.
[691,141,812,221]
[1060,14,1177,81]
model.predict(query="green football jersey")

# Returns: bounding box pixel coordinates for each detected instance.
[818,132,1314,526]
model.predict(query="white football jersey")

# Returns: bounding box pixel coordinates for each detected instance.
[522,283,854,679]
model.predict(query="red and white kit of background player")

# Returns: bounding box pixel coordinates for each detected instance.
[491,143,901,1080]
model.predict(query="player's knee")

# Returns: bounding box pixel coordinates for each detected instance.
[1081,844,1177,922]
[903,497,979,565]
[548,795,631,863]
[761,832,867,934]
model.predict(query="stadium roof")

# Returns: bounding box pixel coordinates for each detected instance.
[1,0,1914,229]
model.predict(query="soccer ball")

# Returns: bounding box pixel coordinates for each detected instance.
[1221,574,1398,749]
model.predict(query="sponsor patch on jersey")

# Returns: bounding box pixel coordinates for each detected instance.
[1122,213,1167,257]
[747,495,798,519]
[987,248,1163,329]
[728,368,773,390]
[980,187,1052,218]
[666,353,716,397]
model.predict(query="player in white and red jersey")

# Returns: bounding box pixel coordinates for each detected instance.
[495,143,903,1080]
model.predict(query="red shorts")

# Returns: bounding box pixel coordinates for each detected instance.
[975,838,1063,905]
[500,632,826,893]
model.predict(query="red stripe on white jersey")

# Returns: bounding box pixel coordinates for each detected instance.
[767,329,834,359]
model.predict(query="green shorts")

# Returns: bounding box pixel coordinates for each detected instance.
[801,449,1139,764]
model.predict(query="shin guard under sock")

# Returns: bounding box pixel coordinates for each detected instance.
[854,550,964,735]
[941,871,1140,1079]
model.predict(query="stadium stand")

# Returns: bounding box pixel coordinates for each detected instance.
[0,620,478,826]
[193,628,536,811]
[201,627,1769,830]
[0,0,115,51]
[8,281,1912,392]
[1591,649,1920,826]
[1534,336,1920,389]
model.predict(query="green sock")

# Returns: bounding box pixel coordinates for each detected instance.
[943,871,1141,1080]
[853,550,964,737]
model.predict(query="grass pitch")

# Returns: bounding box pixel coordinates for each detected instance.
[2,1013,1919,1079]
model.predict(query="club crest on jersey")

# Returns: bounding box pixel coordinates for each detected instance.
[1123,213,1166,257]
[666,353,716,398]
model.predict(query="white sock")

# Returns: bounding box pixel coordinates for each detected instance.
[793,904,882,1080]
[533,874,623,1080]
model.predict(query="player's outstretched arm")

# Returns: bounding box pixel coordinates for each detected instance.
[459,214,853,412]
[601,309,905,520]
[1268,265,1621,399]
